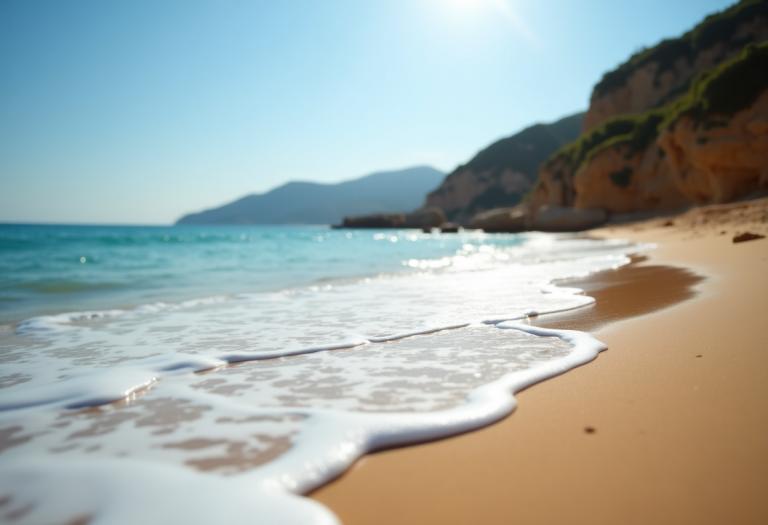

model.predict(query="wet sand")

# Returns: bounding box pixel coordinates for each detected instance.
[311,198,768,524]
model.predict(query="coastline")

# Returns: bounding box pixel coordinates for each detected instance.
[310,198,768,524]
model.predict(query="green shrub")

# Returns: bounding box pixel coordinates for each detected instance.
[544,40,768,185]
[663,41,768,128]
[594,0,768,97]
[544,110,665,176]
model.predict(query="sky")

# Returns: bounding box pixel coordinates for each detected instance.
[0,0,738,225]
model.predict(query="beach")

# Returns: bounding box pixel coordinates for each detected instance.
[3,2,766,524]
[311,197,768,524]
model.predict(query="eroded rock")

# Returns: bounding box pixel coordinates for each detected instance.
[342,214,406,228]
[469,207,528,233]
[403,207,447,229]
[342,207,446,229]
[658,91,768,204]
[531,205,608,232]
[572,142,690,214]
[437,222,462,233]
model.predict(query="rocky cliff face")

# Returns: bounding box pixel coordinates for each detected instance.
[532,42,768,217]
[659,90,768,204]
[425,113,583,225]
[583,0,768,133]
[425,168,533,225]
[571,142,689,213]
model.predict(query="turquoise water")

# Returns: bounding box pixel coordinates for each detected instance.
[0,224,527,324]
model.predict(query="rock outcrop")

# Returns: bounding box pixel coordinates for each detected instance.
[531,205,608,232]
[659,90,768,204]
[468,207,528,233]
[403,207,447,229]
[436,222,462,233]
[583,0,768,133]
[571,142,690,213]
[533,42,768,216]
[341,213,406,228]
[426,168,533,225]
[533,110,684,214]
[341,207,446,229]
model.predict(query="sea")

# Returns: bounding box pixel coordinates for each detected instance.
[0,223,648,524]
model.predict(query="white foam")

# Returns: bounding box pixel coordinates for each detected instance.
[0,323,606,525]
[14,309,126,334]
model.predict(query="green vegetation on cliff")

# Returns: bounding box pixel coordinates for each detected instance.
[544,110,665,176]
[594,0,768,97]
[663,40,768,126]
[545,40,768,179]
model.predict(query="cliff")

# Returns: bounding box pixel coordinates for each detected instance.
[533,42,768,216]
[658,42,768,204]
[424,113,583,225]
[176,166,444,225]
[583,0,768,133]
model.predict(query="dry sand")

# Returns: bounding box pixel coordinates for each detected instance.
[311,197,768,525]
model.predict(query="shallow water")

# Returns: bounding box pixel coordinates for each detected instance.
[0,225,648,524]
[0,224,537,324]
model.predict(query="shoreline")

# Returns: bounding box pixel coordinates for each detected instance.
[310,198,768,524]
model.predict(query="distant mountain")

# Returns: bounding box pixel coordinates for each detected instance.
[176,166,445,225]
[424,112,584,224]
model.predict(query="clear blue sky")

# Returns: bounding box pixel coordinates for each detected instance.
[0,0,736,224]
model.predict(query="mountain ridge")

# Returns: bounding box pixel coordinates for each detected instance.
[176,166,445,225]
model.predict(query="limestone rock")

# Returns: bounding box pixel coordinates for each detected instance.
[658,91,768,204]
[342,207,447,229]
[533,9,768,217]
[403,207,446,229]
[532,155,575,210]
[531,205,608,232]
[535,89,768,214]
[572,142,690,213]
[468,207,529,233]
[425,168,533,225]
[342,213,406,228]
[437,222,462,233]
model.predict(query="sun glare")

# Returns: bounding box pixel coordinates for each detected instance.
[448,0,539,46]
[453,0,484,8]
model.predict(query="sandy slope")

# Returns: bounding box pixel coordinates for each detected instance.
[311,197,768,525]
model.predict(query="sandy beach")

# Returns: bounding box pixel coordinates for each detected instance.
[311,197,768,524]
